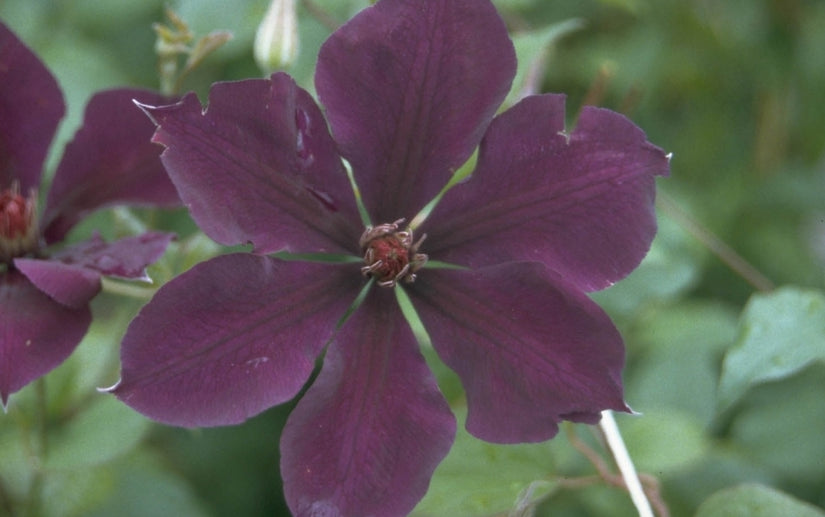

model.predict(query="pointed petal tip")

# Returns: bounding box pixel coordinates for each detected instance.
[628,408,642,417]
[132,99,160,122]
[121,270,153,284]
[98,378,121,393]
[131,98,157,110]
[619,403,641,416]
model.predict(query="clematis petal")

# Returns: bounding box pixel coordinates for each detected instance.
[0,22,64,192]
[316,0,515,222]
[13,258,101,308]
[14,232,173,307]
[41,89,180,243]
[281,288,455,517]
[410,263,629,444]
[0,271,91,407]
[143,73,360,254]
[50,232,174,280]
[426,94,670,292]
[110,254,361,427]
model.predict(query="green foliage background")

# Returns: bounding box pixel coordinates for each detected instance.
[1,0,823,515]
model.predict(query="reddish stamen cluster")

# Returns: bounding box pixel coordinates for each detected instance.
[1,184,39,263]
[360,219,427,288]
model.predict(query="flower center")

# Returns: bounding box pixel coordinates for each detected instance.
[359,218,427,288]
[1,184,39,264]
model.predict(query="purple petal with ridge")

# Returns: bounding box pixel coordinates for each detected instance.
[0,271,91,406]
[14,232,173,307]
[426,95,670,292]
[281,288,455,517]
[143,73,360,254]
[410,263,629,444]
[111,254,361,427]
[316,0,516,222]
[42,89,180,243]
[0,22,64,192]
[51,232,174,279]
[13,258,101,308]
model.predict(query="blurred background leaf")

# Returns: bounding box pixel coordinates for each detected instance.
[718,287,825,411]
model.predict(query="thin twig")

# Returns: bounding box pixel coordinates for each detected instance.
[657,191,775,291]
[564,421,670,517]
[0,475,14,515]
[300,0,340,31]
[35,379,48,458]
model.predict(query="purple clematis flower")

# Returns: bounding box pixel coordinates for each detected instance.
[0,22,178,406]
[111,0,669,515]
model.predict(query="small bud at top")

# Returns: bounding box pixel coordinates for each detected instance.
[254,0,299,74]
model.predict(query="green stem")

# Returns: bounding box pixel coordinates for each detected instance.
[35,379,47,459]
[300,0,340,31]
[20,379,49,517]
[0,477,14,516]
[657,191,775,292]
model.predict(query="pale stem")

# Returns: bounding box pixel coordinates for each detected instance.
[100,277,156,300]
[599,410,654,517]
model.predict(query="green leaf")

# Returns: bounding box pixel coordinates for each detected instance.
[40,467,114,517]
[624,301,738,425]
[412,407,560,517]
[728,365,825,482]
[592,213,703,321]
[717,286,825,411]
[695,483,825,517]
[84,451,209,517]
[0,419,34,498]
[45,396,151,470]
[506,18,585,106]
[616,409,710,474]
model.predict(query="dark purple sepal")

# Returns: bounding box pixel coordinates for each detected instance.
[426,94,670,292]
[15,232,172,308]
[142,73,360,254]
[0,271,91,407]
[316,0,516,222]
[13,258,101,308]
[41,89,180,243]
[281,288,455,517]
[0,22,65,192]
[410,263,629,444]
[51,232,174,279]
[110,254,361,427]
[14,232,174,307]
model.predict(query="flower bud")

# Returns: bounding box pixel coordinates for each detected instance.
[254,0,299,73]
[1,184,39,263]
